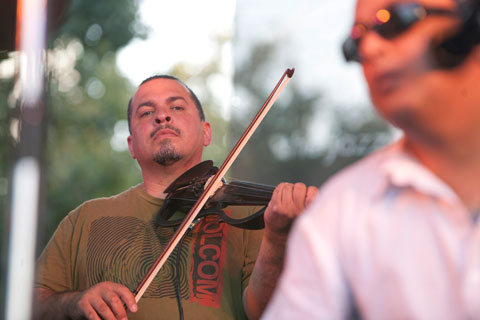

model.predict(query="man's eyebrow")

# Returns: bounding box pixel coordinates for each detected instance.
[136,100,155,111]
[136,96,187,112]
[166,96,187,104]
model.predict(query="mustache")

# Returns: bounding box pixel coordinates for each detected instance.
[150,124,181,138]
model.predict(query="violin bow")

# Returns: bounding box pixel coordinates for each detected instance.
[134,68,295,302]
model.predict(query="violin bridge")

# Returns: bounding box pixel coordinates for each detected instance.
[204,175,224,197]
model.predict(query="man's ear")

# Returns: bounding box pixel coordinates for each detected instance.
[202,121,212,147]
[127,135,136,159]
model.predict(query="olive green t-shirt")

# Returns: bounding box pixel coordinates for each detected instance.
[35,185,264,319]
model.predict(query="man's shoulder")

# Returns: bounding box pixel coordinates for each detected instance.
[297,141,402,229]
[323,141,399,191]
[81,185,141,208]
[66,185,145,220]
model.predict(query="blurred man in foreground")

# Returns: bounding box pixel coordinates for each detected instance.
[263,0,480,318]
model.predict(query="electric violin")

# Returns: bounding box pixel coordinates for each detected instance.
[157,159,275,230]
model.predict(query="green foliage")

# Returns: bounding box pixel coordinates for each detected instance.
[44,64,142,239]
[40,0,147,244]
[51,0,148,55]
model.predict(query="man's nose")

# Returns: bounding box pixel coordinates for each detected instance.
[154,112,171,124]
[358,31,388,63]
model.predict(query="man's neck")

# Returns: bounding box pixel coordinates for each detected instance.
[140,159,201,198]
[405,135,480,214]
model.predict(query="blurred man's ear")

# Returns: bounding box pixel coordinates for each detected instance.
[472,45,480,61]
[433,0,480,68]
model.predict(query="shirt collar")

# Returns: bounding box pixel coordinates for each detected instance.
[377,138,459,203]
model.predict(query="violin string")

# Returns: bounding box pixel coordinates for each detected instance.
[224,178,275,188]
[228,181,275,190]
[182,172,275,192]
[167,183,274,204]
[167,176,276,207]
[167,193,272,204]
[172,180,274,196]
[223,182,274,198]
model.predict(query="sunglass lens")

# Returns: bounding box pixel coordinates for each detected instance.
[376,3,423,38]
[342,37,360,62]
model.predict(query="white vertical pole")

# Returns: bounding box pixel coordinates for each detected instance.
[5,158,41,320]
[5,0,46,319]
[18,0,46,106]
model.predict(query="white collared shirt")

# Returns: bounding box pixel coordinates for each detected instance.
[263,139,480,320]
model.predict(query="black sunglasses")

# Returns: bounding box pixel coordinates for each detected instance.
[342,2,457,62]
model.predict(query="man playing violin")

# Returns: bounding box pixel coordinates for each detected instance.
[33,75,317,320]
[264,0,480,318]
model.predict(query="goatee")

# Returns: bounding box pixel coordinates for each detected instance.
[153,141,182,166]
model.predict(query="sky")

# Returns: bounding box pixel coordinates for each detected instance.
[116,0,379,155]
[117,0,369,106]
[117,0,236,86]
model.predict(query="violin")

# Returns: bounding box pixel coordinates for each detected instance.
[157,160,275,230]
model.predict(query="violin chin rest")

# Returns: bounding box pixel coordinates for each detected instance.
[164,160,216,193]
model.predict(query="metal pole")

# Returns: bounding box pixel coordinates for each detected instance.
[5,0,46,319]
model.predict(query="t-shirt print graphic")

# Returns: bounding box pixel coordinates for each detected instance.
[86,216,192,299]
[189,214,228,308]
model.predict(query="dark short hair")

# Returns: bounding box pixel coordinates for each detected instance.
[127,75,205,132]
